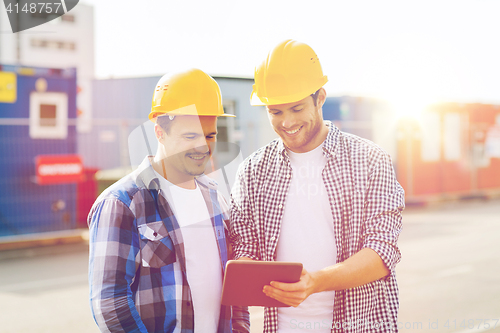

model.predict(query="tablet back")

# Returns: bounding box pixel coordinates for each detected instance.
[221,260,303,307]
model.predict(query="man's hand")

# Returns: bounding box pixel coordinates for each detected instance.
[247,248,389,308]
[262,268,316,307]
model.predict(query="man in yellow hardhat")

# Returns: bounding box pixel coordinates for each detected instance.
[230,40,404,332]
[88,69,249,333]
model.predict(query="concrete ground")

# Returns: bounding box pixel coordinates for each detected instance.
[0,198,499,332]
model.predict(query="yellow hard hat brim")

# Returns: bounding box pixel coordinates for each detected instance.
[250,91,266,106]
[250,76,328,106]
[149,104,235,122]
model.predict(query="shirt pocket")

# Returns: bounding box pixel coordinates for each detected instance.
[138,221,176,268]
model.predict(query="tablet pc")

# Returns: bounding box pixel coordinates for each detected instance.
[221,260,303,307]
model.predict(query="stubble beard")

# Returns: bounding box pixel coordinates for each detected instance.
[281,117,323,152]
[183,153,210,177]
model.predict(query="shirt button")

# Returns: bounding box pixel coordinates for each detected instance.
[153,232,158,237]
[270,236,276,241]
[285,174,290,178]
[278,204,283,209]
[186,302,191,307]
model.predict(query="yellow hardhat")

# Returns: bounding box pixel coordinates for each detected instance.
[250,39,328,106]
[149,68,235,121]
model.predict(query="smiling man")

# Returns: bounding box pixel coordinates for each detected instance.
[230,40,405,332]
[88,69,249,333]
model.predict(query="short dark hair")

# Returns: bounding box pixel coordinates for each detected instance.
[311,89,320,106]
[156,114,175,134]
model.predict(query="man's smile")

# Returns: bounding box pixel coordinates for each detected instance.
[284,126,302,136]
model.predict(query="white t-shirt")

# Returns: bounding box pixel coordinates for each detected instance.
[275,144,337,332]
[155,171,222,333]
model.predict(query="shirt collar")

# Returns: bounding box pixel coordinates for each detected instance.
[322,120,340,157]
[134,156,218,191]
[133,156,160,191]
[278,120,339,162]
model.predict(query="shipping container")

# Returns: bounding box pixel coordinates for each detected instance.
[396,103,500,203]
[324,97,500,203]
[0,64,80,237]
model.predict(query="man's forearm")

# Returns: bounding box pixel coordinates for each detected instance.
[311,247,390,293]
[264,248,390,307]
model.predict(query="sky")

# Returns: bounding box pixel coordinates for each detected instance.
[81,0,500,105]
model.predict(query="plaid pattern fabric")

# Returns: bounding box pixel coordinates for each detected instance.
[89,157,246,333]
[229,121,404,333]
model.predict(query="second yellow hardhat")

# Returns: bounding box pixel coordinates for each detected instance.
[149,68,235,121]
[250,39,328,106]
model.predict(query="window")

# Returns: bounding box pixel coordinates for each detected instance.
[30,11,60,21]
[30,39,76,51]
[217,100,236,152]
[39,104,57,127]
[420,111,441,162]
[443,113,462,161]
[61,14,75,22]
[30,92,68,139]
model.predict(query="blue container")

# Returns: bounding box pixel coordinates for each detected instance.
[0,64,78,237]
[323,96,375,141]
[322,97,342,121]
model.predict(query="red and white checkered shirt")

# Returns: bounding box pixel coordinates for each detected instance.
[229,121,404,332]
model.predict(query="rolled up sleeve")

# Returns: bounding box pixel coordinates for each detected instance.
[229,163,260,261]
[362,152,404,273]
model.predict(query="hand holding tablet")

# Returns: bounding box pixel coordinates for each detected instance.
[221,260,303,307]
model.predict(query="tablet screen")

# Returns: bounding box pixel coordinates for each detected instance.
[221,260,303,307]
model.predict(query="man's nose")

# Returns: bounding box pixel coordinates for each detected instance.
[281,112,297,129]
[193,137,210,154]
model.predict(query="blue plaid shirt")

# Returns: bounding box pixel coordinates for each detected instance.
[88,157,248,333]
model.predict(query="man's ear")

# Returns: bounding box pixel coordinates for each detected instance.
[154,123,164,141]
[317,88,327,108]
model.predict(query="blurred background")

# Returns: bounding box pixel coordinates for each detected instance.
[0,1,499,332]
